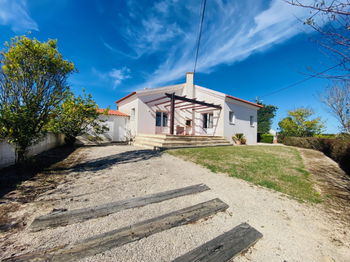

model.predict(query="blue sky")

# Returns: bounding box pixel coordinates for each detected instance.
[0,0,343,133]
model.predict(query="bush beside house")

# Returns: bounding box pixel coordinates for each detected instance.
[282,136,350,175]
[260,134,274,143]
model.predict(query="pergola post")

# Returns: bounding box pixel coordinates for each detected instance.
[170,93,175,135]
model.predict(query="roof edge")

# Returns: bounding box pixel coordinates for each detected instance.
[225,95,263,108]
[115,91,137,104]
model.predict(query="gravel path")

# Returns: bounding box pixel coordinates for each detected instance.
[1,145,349,262]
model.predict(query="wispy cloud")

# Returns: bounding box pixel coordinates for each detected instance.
[92,67,131,89]
[119,0,184,58]
[119,0,318,90]
[0,0,38,32]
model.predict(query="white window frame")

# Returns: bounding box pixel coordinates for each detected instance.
[202,112,214,129]
[131,108,135,121]
[250,115,254,126]
[229,111,235,124]
[155,111,168,127]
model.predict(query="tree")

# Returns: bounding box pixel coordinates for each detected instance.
[278,107,324,137]
[47,91,109,145]
[320,80,350,133]
[256,101,278,134]
[286,0,350,79]
[0,36,75,162]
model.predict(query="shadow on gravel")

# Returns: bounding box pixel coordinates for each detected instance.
[55,149,162,173]
[0,146,77,200]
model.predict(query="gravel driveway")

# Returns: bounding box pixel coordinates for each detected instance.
[1,145,349,261]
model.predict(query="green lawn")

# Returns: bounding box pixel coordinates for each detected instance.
[167,145,321,203]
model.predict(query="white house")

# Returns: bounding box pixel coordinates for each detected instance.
[111,72,262,146]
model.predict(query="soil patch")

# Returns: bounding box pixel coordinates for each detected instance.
[0,146,85,236]
[297,147,350,224]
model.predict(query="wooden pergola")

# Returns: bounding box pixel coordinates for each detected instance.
[145,93,222,135]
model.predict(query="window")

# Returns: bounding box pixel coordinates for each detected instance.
[131,108,135,121]
[156,112,161,126]
[250,116,254,126]
[208,113,213,128]
[162,112,168,127]
[229,111,235,124]
[202,113,214,129]
[156,111,168,127]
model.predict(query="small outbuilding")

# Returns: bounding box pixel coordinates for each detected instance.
[96,109,129,142]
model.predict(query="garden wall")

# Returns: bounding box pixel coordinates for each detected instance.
[0,133,65,168]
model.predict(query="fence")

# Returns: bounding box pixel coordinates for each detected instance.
[0,133,65,168]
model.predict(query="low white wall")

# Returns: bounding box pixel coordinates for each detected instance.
[0,133,65,168]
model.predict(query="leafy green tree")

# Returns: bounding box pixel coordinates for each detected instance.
[47,91,109,145]
[278,108,324,137]
[0,36,75,163]
[256,101,278,134]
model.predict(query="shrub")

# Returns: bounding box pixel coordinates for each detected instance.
[232,133,246,145]
[314,134,337,139]
[282,137,350,175]
[261,133,274,143]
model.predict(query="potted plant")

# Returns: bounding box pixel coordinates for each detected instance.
[232,133,246,145]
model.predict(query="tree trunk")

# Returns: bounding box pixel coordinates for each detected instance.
[15,147,28,165]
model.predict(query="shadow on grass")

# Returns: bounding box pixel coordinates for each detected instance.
[54,148,162,173]
[0,146,77,199]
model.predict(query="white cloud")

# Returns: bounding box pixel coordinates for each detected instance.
[120,0,184,58]
[109,67,131,87]
[121,0,320,90]
[0,0,38,32]
[93,67,131,88]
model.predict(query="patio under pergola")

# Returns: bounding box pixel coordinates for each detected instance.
[144,93,222,135]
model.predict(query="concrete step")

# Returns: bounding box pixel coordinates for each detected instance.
[161,143,232,149]
[134,134,232,149]
[161,140,231,146]
[137,134,226,140]
[135,136,227,142]
[135,138,230,145]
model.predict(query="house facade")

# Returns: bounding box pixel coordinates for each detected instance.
[115,72,262,144]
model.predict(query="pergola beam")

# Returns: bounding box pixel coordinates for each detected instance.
[164,100,188,107]
[165,93,221,109]
[178,105,208,110]
[145,96,167,104]
[154,99,171,107]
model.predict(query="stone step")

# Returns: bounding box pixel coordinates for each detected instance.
[161,141,231,146]
[137,134,225,140]
[134,141,232,149]
[135,138,230,144]
[135,136,227,143]
[134,134,232,149]
[161,143,232,149]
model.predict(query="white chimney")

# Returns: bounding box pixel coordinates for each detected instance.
[185,72,195,98]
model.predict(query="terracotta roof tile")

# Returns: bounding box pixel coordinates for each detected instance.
[97,109,129,117]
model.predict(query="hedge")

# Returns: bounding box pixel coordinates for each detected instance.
[281,136,350,175]
[261,134,274,143]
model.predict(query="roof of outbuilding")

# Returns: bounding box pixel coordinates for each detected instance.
[96,109,129,117]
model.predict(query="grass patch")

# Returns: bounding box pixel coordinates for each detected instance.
[168,146,322,203]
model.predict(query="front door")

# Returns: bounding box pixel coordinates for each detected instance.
[155,111,169,134]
